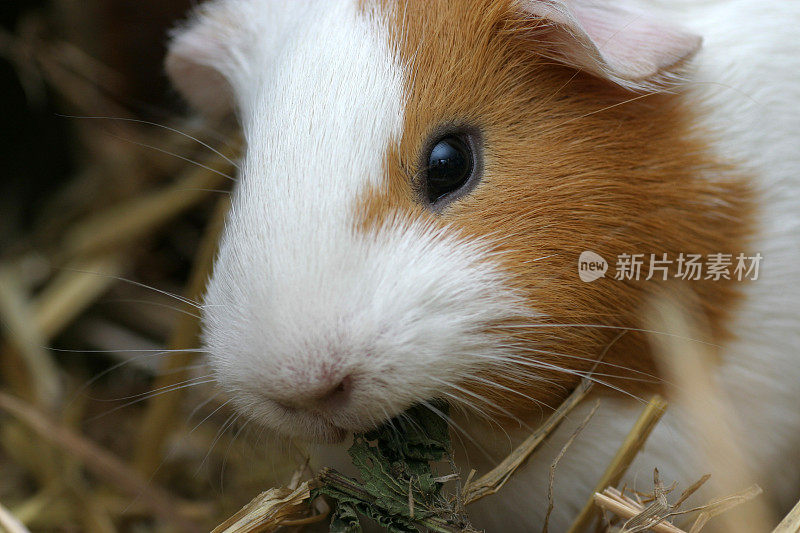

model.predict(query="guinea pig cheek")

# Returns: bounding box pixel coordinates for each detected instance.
[352,186,533,427]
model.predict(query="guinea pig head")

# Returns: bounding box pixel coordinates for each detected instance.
[166,0,753,442]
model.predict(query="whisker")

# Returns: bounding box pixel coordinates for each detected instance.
[49,347,206,354]
[104,130,237,182]
[467,351,646,401]
[86,378,216,421]
[478,351,662,384]
[96,298,203,319]
[418,400,494,462]
[65,349,207,408]
[465,374,552,414]
[484,344,664,382]
[197,411,241,475]
[220,416,251,493]
[434,388,518,452]
[56,114,241,170]
[517,362,645,402]
[495,340,658,379]
[92,374,214,403]
[428,376,534,432]
[57,267,203,309]
[547,92,657,132]
[495,322,719,347]
[189,397,233,436]
[186,390,224,425]
[174,187,231,195]
[379,404,403,438]
[116,393,230,519]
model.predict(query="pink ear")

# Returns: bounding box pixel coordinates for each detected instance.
[519,0,702,90]
[165,24,235,118]
[165,0,270,118]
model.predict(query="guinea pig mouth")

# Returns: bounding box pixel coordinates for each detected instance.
[265,400,352,444]
[299,420,348,444]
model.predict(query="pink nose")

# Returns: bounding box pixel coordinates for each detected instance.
[274,374,353,411]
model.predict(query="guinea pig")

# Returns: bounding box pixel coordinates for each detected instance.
[164,0,800,530]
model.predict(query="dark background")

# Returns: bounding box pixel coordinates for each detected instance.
[0,0,192,253]
[0,5,279,530]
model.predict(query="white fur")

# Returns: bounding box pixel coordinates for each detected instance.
[199,1,525,443]
[171,0,800,530]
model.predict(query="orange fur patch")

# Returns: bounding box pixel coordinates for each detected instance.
[358,0,755,420]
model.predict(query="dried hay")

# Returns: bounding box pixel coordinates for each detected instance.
[0,5,797,533]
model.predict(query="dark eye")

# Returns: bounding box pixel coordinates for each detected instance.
[425,135,474,203]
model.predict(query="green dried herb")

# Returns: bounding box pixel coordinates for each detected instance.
[313,403,475,532]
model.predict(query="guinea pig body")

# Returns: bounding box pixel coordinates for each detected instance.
[166,0,800,530]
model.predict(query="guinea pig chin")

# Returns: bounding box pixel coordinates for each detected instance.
[199,219,527,443]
